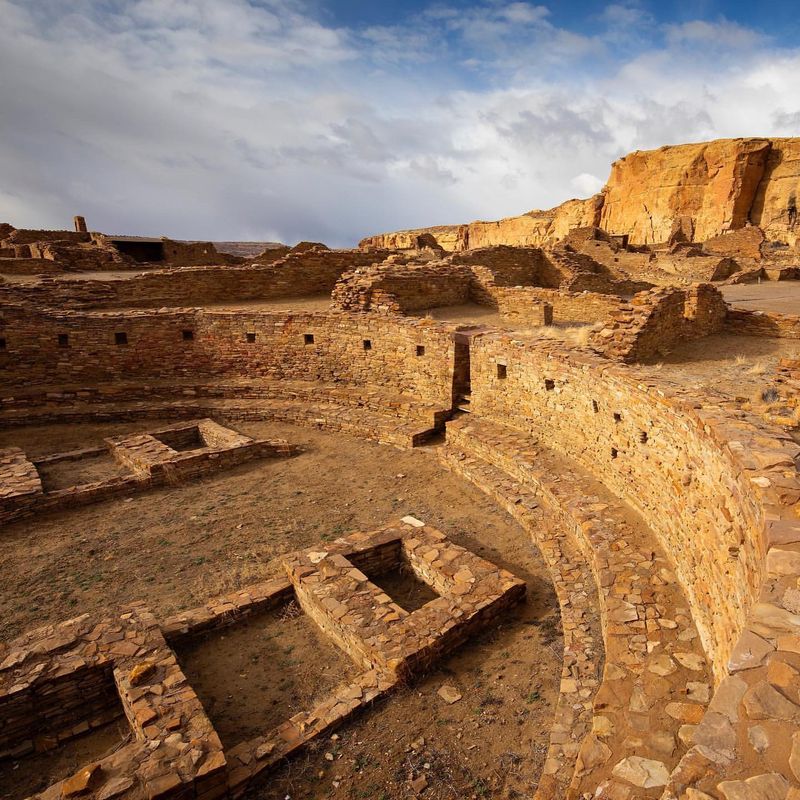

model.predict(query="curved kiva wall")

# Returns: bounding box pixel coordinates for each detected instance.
[467,333,799,684]
[0,306,457,408]
[3,305,800,794]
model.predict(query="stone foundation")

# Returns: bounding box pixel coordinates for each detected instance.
[1,520,522,799]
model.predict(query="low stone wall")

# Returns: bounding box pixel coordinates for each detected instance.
[492,286,619,323]
[0,422,297,525]
[0,248,391,309]
[590,284,728,361]
[726,307,800,338]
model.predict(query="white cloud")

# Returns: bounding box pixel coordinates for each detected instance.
[664,19,767,49]
[0,1,798,247]
[571,172,605,196]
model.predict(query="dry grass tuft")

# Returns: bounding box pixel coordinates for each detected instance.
[747,361,767,376]
[515,323,596,347]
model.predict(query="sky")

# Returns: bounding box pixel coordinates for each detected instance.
[1,1,799,247]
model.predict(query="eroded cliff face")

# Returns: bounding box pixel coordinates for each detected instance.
[468,197,602,249]
[360,137,800,252]
[750,139,800,248]
[600,138,772,245]
[359,197,601,252]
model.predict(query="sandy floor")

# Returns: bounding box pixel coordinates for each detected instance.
[648,332,800,401]
[176,605,360,749]
[0,720,129,800]
[416,304,509,327]
[721,281,800,314]
[0,420,564,800]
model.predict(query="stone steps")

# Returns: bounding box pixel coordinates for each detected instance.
[439,415,712,799]
[437,442,602,800]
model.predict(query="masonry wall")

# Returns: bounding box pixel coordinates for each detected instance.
[590,284,729,362]
[725,308,800,339]
[0,249,391,309]
[468,335,767,682]
[331,262,474,312]
[449,246,556,286]
[0,308,456,406]
[491,287,620,323]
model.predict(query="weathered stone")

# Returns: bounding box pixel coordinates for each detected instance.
[743,681,800,721]
[718,773,790,800]
[437,685,462,705]
[611,756,670,788]
[747,725,770,754]
[728,631,774,672]
[128,660,156,686]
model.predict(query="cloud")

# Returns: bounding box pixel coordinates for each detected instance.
[664,19,767,50]
[571,173,605,196]
[0,1,799,247]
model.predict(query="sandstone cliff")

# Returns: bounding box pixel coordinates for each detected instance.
[359,197,601,252]
[360,137,800,251]
[600,138,771,244]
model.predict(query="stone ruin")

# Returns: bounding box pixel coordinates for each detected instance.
[0,419,297,525]
[1,135,800,800]
[1,519,523,799]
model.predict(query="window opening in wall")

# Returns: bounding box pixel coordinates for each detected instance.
[0,338,7,350]
[640,431,648,444]
[497,364,507,380]
[115,332,128,346]
[613,412,622,422]
[416,345,425,357]
[544,379,555,391]
[592,400,599,413]
[182,330,194,341]
[363,339,372,351]
[58,333,69,348]
[611,448,618,459]
[246,333,256,343]
[304,333,315,345]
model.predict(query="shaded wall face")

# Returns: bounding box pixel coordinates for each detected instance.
[0,310,456,407]
[467,337,765,683]
[112,240,165,262]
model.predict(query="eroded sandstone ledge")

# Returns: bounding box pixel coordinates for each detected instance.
[360,137,800,251]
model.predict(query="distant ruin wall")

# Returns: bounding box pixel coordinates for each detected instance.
[332,263,473,313]
[468,336,772,681]
[725,308,800,339]
[590,284,728,362]
[0,249,391,309]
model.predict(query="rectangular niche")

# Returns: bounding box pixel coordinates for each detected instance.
[0,665,128,800]
[152,425,205,452]
[173,601,359,748]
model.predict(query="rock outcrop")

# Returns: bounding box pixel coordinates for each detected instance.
[360,137,800,252]
[600,138,771,244]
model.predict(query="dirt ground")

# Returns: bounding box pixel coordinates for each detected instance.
[0,722,130,800]
[721,281,800,314]
[175,604,360,749]
[649,332,800,402]
[36,451,132,491]
[0,420,564,800]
